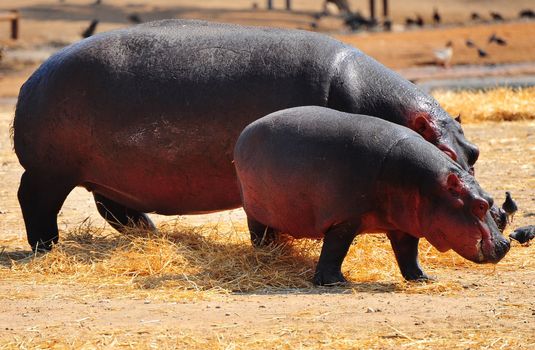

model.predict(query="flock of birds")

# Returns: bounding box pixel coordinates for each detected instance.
[427,8,535,67]
[308,5,534,68]
[498,191,535,245]
[422,8,521,67]
[314,4,535,33]
[406,8,535,28]
[433,32,508,68]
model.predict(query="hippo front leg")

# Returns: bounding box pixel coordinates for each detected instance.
[314,223,358,286]
[387,230,430,281]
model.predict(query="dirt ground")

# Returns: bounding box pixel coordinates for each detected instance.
[1,106,534,349]
[0,1,534,348]
[1,0,535,96]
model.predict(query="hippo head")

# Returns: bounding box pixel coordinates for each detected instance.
[409,111,479,174]
[419,170,510,263]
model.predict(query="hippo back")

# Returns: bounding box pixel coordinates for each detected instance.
[13,20,353,213]
[234,106,422,235]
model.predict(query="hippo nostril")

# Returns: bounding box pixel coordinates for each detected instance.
[495,238,510,259]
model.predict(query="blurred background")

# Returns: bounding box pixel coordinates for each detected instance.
[0,0,534,98]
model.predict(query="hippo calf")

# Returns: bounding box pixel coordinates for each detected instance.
[14,19,479,251]
[234,106,510,284]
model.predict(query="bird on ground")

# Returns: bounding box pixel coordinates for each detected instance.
[489,33,507,45]
[465,39,476,48]
[471,12,481,21]
[502,191,518,223]
[433,41,453,68]
[509,225,535,245]
[128,13,142,24]
[490,11,504,21]
[344,12,376,31]
[433,7,441,25]
[81,19,99,38]
[477,47,488,58]
[415,14,424,27]
[519,9,535,19]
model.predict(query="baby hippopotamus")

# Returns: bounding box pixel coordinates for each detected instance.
[234,106,510,285]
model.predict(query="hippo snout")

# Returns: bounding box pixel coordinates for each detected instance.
[479,236,510,264]
[490,237,510,262]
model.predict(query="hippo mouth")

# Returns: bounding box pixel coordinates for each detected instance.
[475,220,509,263]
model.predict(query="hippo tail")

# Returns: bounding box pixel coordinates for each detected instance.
[13,67,45,169]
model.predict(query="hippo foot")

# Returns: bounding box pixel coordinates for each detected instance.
[32,241,54,253]
[247,216,278,248]
[402,270,433,282]
[313,268,348,286]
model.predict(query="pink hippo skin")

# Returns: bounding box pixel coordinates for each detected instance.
[234,106,510,285]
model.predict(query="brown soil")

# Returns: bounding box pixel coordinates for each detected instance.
[0,1,534,348]
[1,105,534,348]
[1,1,535,97]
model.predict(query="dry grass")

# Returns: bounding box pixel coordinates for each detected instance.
[2,221,534,348]
[433,87,535,123]
[1,327,531,350]
[0,219,503,300]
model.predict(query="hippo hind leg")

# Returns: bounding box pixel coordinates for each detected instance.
[93,193,155,233]
[18,171,76,252]
[387,230,430,281]
[247,216,278,247]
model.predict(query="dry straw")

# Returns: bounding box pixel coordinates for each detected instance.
[0,218,502,300]
[0,327,529,349]
[433,86,535,123]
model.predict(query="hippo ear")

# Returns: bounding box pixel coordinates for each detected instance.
[454,114,462,124]
[412,114,438,142]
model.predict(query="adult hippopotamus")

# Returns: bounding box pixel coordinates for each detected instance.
[14,19,479,251]
[234,106,510,284]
